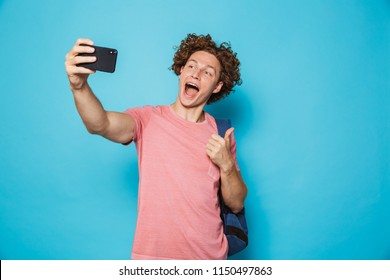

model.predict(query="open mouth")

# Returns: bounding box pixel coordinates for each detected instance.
[185,82,199,97]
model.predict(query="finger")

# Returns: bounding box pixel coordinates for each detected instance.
[224,127,235,144]
[66,64,96,75]
[66,46,95,62]
[73,44,95,55]
[206,147,217,159]
[75,66,96,75]
[211,133,224,143]
[76,38,94,47]
[71,55,97,65]
[206,142,217,151]
[207,139,221,149]
[65,52,96,67]
[66,39,95,60]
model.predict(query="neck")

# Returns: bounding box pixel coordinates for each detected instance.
[170,102,205,123]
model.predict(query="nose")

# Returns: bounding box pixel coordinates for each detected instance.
[191,69,200,79]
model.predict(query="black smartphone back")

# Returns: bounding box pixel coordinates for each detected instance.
[78,44,118,73]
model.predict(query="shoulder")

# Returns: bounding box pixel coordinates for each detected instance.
[124,105,167,118]
[204,112,217,131]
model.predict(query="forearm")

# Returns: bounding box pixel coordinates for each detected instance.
[220,161,247,214]
[65,38,135,143]
[71,82,109,134]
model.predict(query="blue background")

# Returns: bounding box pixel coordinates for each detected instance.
[0,0,389,260]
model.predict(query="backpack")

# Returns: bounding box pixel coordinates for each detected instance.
[215,119,249,257]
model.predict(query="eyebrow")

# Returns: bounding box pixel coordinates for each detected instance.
[187,59,217,72]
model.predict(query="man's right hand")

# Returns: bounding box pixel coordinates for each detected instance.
[64,38,97,90]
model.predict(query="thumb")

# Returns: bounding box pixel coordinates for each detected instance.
[224,127,235,144]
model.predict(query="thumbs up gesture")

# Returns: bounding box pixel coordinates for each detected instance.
[206,127,235,172]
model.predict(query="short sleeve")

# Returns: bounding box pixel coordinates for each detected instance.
[123,106,154,143]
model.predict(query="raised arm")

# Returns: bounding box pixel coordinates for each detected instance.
[64,38,135,143]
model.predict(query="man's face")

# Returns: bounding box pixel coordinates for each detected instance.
[178,51,223,108]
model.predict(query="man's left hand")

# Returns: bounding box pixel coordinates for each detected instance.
[206,127,235,173]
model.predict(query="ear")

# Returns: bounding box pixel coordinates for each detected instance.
[212,81,224,94]
[179,66,184,75]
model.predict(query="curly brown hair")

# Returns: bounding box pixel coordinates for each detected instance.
[170,33,242,104]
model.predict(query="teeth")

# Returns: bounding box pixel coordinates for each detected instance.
[186,82,199,89]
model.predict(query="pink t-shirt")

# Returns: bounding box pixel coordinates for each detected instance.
[124,105,238,260]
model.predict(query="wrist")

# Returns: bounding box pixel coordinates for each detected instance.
[70,80,89,93]
[220,159,235,175]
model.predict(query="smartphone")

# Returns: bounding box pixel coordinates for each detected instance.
[77,44,118,73]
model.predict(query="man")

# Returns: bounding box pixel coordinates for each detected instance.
[64,34,247,260]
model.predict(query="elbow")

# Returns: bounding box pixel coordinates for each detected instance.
[230,203,245,214]
[224,198,245,214]
[86,124,107,136]
[86,126,102,135]
[227,188,247,214]
[85,120,109,136]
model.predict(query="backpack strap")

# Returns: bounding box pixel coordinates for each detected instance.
[215,118,249,256]
[215,119,232,138]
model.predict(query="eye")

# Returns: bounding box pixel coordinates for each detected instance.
[205,70,213,77]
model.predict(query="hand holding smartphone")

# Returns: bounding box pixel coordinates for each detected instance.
[77,44,118,73]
